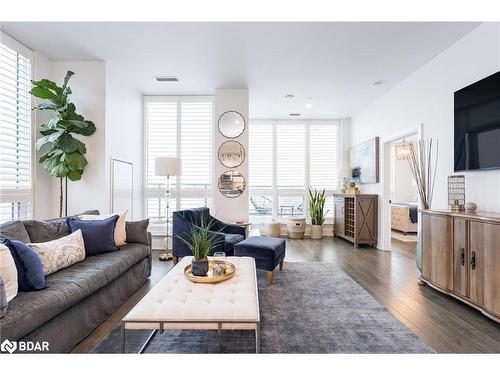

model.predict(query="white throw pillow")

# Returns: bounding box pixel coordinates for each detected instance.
[0,243,18,302]
[79,210,127,246]
[29,230,86,276]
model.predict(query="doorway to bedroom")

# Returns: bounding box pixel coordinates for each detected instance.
[389,134,419,256]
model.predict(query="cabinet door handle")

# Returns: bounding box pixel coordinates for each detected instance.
[459,248,465,266]
[470,251,476,270]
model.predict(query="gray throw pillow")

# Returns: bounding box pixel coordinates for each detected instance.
[24,210,101,243]
[0,221,31,243]
[125,219,150,246]
[0,278,7,318]
[24,219,70,243]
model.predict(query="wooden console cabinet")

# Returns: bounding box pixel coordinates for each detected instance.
[333,193,378,248]
[421,210,500,323]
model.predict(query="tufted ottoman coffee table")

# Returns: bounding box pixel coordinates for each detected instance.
[234,236,286,284]
[121,256,260,353]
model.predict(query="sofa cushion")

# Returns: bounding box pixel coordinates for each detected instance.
[235,236,285,257]
[28,230,86,276]
[0,243,18,302]
[0,242,150,340]
[223,233,244,254]
[125,219,150,246]
[67,216,119,256]
[234,236,286,271]
[0,221,30,243]
[1,239,45,292]
[0,279,7,318]
[186,207,210,227]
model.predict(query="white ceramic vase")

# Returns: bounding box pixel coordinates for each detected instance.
[310,224,323,239]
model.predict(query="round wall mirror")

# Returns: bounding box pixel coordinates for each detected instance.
[218,111,245,138]
[218,170,246,198]
[218,140,245,168]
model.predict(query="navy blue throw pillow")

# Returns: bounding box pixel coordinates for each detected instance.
[1,239,45,291]
[67,215,119,256]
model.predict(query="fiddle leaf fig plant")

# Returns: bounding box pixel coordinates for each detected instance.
[30,71,96,216]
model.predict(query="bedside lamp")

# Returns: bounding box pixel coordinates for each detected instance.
[155,157,181,261]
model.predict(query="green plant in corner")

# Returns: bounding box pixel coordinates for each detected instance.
[30,71,96,217]
[308,187,328,225]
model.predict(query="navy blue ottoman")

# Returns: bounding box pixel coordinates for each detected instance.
[234,236,286,284]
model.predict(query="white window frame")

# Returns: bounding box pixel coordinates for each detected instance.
[248,119,341,224]
[0,31,35,222]
[143,95,214,233]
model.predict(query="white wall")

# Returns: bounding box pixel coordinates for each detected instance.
[50,61,106,216]
[32,51,57,219]
[391,155,417,204]
[105,63,143,220]
[350,23,500,247]
[31,54,107,218]
[211,89,249,222]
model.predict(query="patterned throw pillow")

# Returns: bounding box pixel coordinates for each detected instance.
[28,230,86,276]
[79,210,128,246]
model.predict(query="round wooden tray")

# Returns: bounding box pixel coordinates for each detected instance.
[184,260,236,284]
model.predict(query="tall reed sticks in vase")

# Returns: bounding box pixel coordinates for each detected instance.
[403,138,438,210]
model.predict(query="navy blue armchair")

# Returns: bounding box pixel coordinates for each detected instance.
[172,207,246,264]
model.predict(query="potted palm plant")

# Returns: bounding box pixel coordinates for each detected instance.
[177,218,223,276]
[308,187,328,239]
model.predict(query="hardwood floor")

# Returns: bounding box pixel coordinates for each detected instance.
[72,237,500,353]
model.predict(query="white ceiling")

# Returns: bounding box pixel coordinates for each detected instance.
[1,22,479,119]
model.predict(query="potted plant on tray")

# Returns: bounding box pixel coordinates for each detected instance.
[308,187,328,239]
[177,218,222,276]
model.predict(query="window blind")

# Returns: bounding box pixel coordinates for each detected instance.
[248,120,339,222]
[310,124,338,190]
[249,123,273,189]
[277,123,305,189]
[180,102,211,189]
[0,40,32,222]
[144,97,212,227]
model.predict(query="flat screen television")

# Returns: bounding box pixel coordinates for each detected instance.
[454,70,500,171]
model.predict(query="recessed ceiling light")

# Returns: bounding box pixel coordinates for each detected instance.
[305,97,312,109]
[373,80,384,87]
[285,94,295,99]
[155,76,179,82]
[289,113,301,117]
[305,103,312,109]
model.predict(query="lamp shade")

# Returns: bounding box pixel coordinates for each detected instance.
[155,157,181,177]
[340,166,352,178]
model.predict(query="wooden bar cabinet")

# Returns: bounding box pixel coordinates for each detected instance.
[333,193,378,248]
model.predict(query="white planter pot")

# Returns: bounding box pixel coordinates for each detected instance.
[310,224,323,239]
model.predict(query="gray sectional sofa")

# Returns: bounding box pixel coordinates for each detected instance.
[0,211,152,353]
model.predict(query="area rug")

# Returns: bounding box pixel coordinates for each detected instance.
[92,262,432,353]
[391,231,417,243]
